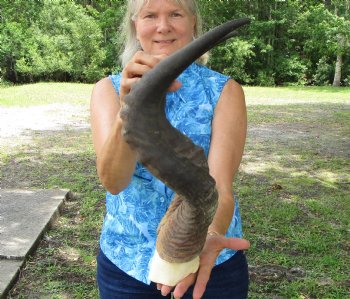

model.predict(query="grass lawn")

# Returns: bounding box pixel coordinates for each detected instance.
[0,82,93,106]
[1,83,349,298]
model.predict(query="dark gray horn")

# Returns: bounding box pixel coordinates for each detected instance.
[121,18,250,264]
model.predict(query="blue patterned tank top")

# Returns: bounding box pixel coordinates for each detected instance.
[100,63,243,284]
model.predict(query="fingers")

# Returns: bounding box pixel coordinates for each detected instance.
[172,273,196,298]
[123,63,151,80]
[155,273,197,298]
[192,264,212,299]
[222,237,250,251]
[122,51,163,84]
[120,51,159,99]
[120,51,181,101]
[168,80,182,92]
[190,236,250,298]
[155,237,250,299]
[160,284,173,296]
[127,51,162,77]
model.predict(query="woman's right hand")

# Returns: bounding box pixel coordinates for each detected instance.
[90,51,181,194]
[120,51,182,106]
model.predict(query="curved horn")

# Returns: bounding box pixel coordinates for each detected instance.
[120,18,250,285]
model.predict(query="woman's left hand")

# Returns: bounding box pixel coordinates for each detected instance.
[157,235,250,299]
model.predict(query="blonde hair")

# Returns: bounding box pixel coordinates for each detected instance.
[120,0,208,67]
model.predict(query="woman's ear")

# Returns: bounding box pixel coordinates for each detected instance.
[134,20,139,41]
[192,16,196,34]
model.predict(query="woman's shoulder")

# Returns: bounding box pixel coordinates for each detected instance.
[92,76,117,98]
[91,73,122,96]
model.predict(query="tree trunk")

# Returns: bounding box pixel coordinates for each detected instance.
[332,54,342,86]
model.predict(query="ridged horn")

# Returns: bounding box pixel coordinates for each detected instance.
[120,18,250,264]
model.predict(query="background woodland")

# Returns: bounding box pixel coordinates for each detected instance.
[0,0,349,86]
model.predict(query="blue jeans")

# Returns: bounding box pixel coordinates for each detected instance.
[97,249,249,298]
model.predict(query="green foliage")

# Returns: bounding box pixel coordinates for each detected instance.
[1,0,349,85]
[93,1,126,73]
[274,55,308,86]
[255,71,275,87]
[198,0,350,86]
[0,21,36,82]
[0,0,105,83]
[292,3,350,85]
[313,57,334,86]
[28,1,105,82]
[209,39,255,83]
[344,74,350,87]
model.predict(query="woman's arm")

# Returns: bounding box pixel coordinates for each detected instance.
[207,78,247,235]
[90,77,137,194]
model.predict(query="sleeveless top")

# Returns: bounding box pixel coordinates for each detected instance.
[100,63,243,284]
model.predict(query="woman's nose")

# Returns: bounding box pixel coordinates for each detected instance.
[156,16,171,33]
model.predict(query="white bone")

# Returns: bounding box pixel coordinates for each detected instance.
[149,250,199,286]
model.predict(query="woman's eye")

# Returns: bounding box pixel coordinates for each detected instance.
[171,12,182,17]
[144,14,155,19]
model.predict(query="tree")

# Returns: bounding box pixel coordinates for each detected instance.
[0,0,106,83]
[198,0,306,86]
[0,0,43,82]
[330,0,350,86]
[293,2,350,86]
[74,0,126,73]
[1,0,348,85]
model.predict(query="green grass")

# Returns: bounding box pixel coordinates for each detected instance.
[243,86,350,105]
[1,83,349,298]
[0,82,93,106]
[238,86,350,298]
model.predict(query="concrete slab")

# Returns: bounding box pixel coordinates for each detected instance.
[0,189,67,298]
[0,189,67,259]
[0,260,23,298]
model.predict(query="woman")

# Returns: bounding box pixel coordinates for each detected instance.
[90,0,250,298]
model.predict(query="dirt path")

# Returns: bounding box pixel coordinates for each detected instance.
[1,103,348,158]
[0,104,90,148]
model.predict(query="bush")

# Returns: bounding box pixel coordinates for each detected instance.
[275,55,308,85]
[1,1,106,83]
[208,39,255,84]
[255,71,276,86]
[313,56,333,86]
[343,74,350,87]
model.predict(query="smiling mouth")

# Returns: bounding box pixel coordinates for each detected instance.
[155,40,175,45]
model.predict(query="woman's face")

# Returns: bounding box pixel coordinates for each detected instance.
[134,0,196,56]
